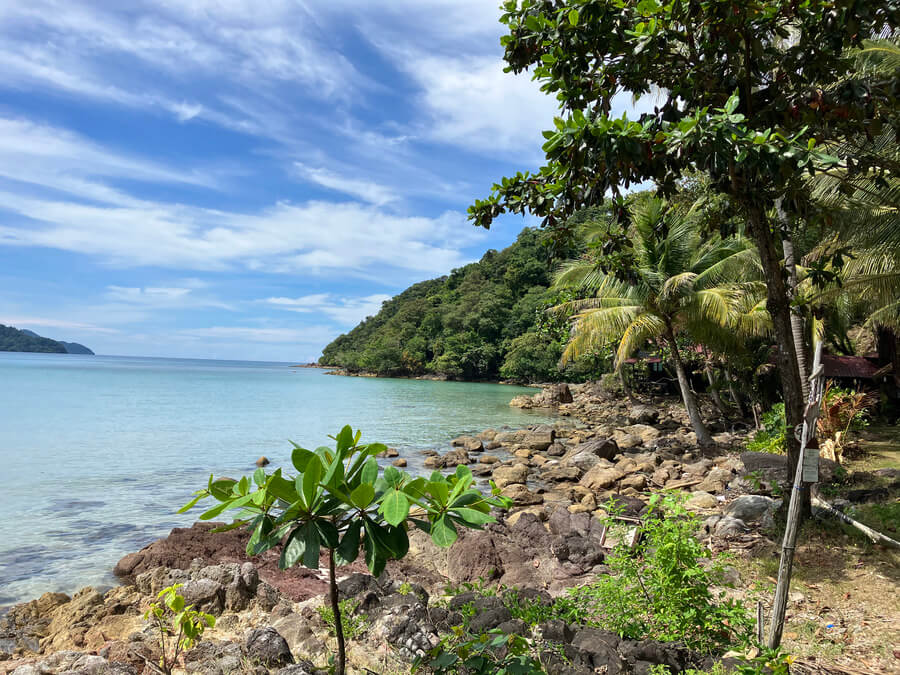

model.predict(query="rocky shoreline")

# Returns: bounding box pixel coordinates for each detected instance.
[0,381,845,674]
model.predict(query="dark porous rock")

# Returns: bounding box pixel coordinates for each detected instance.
[184,640,245,674]
[275,662,320,675]
[504,587,552,607]
[468,605,512,633]
[448,530,504,583]
[619,639,690,673]
[180,577,224,614]
[337,573,382,599]
[496,618,529,635]
[537,619,574,643]
[569,628,624,673]
[244,627,294,667]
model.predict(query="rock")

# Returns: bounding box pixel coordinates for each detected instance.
[479,455,500,464]
[256,456,270,467]
[612,431,642,450]
[546,442,566,457]
[180,578,224,614]
[685,491,719,510]
[505,506,548,527]
[379,447,400,458]
[509,395,533,409]
[623,424,661,444]
[561,438,619,473]
[725,495,780,522]
[542,465,582,482]
[629,405,659,425]
[447,532,503,583]
[275,663,319,675]
[392,458,407,467]
[708,515,747,537]
[492,464,529,488]
[523,429,555,451]
[478,429,498,441]
[503,484,544,505]
[451,436,484,452]
[580,466,624,491]
[619,474,646,491]
[244,627,294,667]
[570,628,624,672]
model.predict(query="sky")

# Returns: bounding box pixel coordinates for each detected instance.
[0,1,600,361]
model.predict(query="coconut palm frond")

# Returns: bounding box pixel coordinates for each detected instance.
[614,313,668,368]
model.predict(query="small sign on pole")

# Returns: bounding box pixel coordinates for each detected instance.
[802,445,819,483]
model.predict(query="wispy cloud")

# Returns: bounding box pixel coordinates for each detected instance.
[265,293,391,325]
[0,316,120,334]
[293,163,398,206]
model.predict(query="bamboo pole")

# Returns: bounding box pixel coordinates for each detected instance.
[767,341,825,650]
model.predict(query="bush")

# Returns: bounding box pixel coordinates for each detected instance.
[746,403,786,454]
[143,584,215,675]
[554,495,752,653]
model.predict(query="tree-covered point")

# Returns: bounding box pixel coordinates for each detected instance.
[320,227,595,382]
[0,324,68,353]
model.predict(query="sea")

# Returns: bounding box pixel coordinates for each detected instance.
[0,352,553,608]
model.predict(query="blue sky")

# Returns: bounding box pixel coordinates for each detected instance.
[0,1,599,361]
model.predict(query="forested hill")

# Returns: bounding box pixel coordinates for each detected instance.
[0,325,94,355]
[320,227,585,382]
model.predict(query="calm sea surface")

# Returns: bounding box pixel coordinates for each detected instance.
[0,352,552,607]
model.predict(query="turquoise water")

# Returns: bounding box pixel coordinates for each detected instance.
[0,352,551,607]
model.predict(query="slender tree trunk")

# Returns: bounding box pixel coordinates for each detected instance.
[747,206,809,518]
[328,549,346,675]
[776,201,809,400]
[704,362,728,417]
[724,367,746,417]
[664,326,714,446]
[619,369,638,402]
[876,325,900,395]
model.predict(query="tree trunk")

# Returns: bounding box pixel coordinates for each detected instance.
[748,206,810,518]
[724,367,746,417]
[704,363,728,417]
[876,324,900,396]
[619,369,638,402]
[776,204,809,400]
[328,549,346,675]
[664,326,714,446]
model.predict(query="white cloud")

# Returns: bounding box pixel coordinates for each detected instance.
[293,163,398,206]
[0,317,119,334]
[180,325,331,344]
[265,293,391,325]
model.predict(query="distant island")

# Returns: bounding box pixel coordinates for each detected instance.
[0,324,94,355]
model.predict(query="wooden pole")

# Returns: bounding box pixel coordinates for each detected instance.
[767,341,825,650]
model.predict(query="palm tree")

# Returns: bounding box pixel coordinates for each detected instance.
[553,197,764,446]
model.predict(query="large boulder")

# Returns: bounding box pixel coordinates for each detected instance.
[447,531,504,583]
[523,428,556,451]
[561,438,620,472]
[725,495,780,522]
[492,463,529,488]
[244,627,294,668]
[628,404,659,425]
[580,466,624,491]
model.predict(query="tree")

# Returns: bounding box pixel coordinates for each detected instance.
[469,0,898,501]
[553,197,763,445]
[183,426,509,675]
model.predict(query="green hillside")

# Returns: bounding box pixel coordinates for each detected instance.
[320,227,594,382]
[0,325,68,353]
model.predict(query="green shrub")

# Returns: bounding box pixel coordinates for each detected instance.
[415,629,545,674]
[143,584,215,675]
[553,495,752,653]
[183,426,510,675]
[746,403,786,454]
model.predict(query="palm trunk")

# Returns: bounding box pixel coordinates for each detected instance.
[777,209,809,400]
[664,326,714,446]
[748,206,809,518]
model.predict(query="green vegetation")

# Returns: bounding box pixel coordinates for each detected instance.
[143,583,215,675]
[0,324,67,353]
[470,0,898,499]
[184,426,510,675]
[317,598,370,643]
[320,228,589,382]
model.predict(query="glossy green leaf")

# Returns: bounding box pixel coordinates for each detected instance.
[430,516,458,547]
[302,456,323,507]
[253,467,266,487]
[380,489,410,527]
[361,456,378,485]
[426,480,449,505]
[291,446,315,473]
[350,483,375,509]
[335,425,354,452]
[315,519,340,548]
[178,492,205,514]
[335,520,361,566]
[568,8,579,26]
[451,507,495,526]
